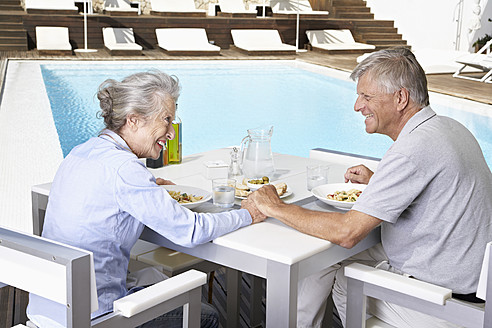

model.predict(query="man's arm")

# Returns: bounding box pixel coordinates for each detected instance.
[248,185,381,249]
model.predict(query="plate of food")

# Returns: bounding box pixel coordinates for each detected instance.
[311,183,367,209]
[163,185,212,209]
[235,181,292,200]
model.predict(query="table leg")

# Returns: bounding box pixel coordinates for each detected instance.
[266,261,298,328]
[226,267,241,328]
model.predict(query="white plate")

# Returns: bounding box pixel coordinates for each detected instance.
[235,188,293,200]
[311,183,367,209]
[163,185,212,209]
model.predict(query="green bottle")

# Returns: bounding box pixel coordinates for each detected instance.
[167,114,182,164]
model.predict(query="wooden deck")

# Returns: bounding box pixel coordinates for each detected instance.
[1,48,490,105]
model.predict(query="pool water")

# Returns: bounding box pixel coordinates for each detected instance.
[40,60,492,166]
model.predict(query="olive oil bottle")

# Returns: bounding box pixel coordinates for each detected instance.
[167,115,182,164]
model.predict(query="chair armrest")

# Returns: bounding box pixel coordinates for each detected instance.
[345,263,452,305]
[113,269,207,317]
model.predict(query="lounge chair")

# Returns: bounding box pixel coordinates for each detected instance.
[25,0,78,14]
[306,29,376,53]
[269,0,328,18]
[155,28,221,55]
[102,27,143,56]
[217,0,257,17]
[231,29,297,55]
[104,0,139,15]
[150,0,207,17]
[453,39,492,83]
[35,26,72,55]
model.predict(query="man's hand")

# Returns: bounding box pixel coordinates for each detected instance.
[241,197,267,224]
[156,178,175,185]
[248,185,283,218]
[344,165,374,184]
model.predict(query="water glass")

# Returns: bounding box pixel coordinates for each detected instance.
[212,178,236,208]
[306,165,329,191]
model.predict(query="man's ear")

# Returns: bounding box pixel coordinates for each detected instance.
[396,88,410,112]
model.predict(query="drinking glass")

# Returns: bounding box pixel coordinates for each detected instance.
[212,178,236,208]
[306,165,329,191]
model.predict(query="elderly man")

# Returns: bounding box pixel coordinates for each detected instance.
[249,47,492,327]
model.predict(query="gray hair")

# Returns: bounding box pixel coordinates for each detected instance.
[97,70,181,131]
[350,47,430,107]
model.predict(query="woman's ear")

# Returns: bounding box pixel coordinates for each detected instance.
[126,114,140,131]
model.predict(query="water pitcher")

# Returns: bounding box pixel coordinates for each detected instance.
[240,125,275,179]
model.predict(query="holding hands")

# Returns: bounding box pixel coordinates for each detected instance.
[344,165,374,184]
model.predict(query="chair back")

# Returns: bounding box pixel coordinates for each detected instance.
[231,29,283,48]
[0,227,98,327]
[35,27,71,50]
[103,27,136,45]
[306,29,355,46]
[156,28,210,48]
[219,0,246,12]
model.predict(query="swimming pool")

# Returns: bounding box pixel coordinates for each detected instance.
[40,60,492,166]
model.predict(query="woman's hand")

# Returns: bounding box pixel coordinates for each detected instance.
[156,178,175,185]
[344,165,374,184]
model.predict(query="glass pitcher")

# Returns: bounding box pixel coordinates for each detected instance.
[240,125,275,179]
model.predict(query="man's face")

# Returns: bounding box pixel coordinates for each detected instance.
[354,73,399,139]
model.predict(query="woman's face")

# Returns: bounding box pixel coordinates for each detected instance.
[127,97,176,159]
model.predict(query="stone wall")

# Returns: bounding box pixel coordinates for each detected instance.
[91,0,268,14]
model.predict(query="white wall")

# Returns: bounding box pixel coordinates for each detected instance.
[365,0,492,52]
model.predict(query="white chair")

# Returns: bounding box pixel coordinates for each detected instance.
[306,29,376,53]
[344,241,492,328]
[269,0,328,17]
[35,26,72,55]
[230,29,297,55]
[25,0,78,14]
[102,27,143,55]
[453,39,492,83]
[217,0,257,17]
[309,148,380,172]
[150,0,207,17]
[0,226,207,328]
[156,28,220,55]
[104,0,138,15]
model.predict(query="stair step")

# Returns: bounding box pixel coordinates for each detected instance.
[0,22,24,29]
[2,0,21,4]
[356,26,398,33]
[335,6,371,13]
[359,33,402,40]
[0,30,26,38]
[0,44,28,50]
[367,39,407,45]
[350,19,395,27]
[0,5,23,11]
[337,12,374,19]
[0,36,27,44]
[333,0,367,6]
[0,15,24,23]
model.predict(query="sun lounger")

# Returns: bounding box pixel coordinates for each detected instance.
[269,0,328,18]
[156,28,220,55]
[25,0,78,14]
[217,0,257,17]
[36,26,72,55]
[150,0,207,17]
[306,29,375,53]
[104,0,139,15]
[102,27,143,55]
[231,29,297,55]
[453,39,492,83]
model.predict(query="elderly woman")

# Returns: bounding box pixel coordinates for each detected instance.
[27,70,265,328]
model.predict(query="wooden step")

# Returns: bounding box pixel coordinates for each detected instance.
[0,5,23,11]
[0,30,26,38]
[349,19,395,27]
[356,26,398,34]
[337,12,374,19]
[2,0,21,5]
[333,0,367,6]
[367,39,408,47]
[0,43,27,51]
[0,15,24,23]
[359,32,402,40]
[0,22,24,29]
[335,6,371,13]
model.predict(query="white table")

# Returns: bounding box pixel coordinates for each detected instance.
[31,148,381,328]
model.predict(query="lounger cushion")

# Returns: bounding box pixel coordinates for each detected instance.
[306,29,375,51]
[103,27,143,51]
[231,29,296,52]
[36,27,72,51]
[156,28,220,52]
